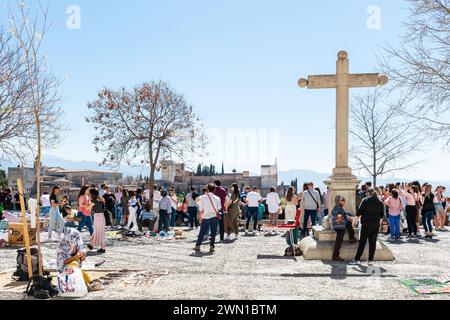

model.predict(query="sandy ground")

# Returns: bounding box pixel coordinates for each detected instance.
[1,226,450,300]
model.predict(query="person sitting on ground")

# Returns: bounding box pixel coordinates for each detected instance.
[139,202,156,232]
[56,227,102,292]
[331,195,357,262]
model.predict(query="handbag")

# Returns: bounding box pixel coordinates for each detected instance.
[57,266,88,298]
[206,194,222,221]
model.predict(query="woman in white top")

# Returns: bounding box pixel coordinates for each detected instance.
[434,186,446,231]
[284,187,299,224]
[266,187,281,228]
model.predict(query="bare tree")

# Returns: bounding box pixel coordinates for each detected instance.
[378,0,450,147]
[350,90,425,186]
[7,1,63,200]
[0,28,35,162]
[87,80,207,208]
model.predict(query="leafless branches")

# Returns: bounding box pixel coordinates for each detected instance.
[87,80,207,206]
[378,0,450,147]
[3,0,63,199]
[350,90,426,186]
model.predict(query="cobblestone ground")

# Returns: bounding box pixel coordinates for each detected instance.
[1,227,450,300]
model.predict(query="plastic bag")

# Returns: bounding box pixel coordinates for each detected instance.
[57,266,88,298]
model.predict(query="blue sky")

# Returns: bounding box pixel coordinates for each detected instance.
[2,0,449,181]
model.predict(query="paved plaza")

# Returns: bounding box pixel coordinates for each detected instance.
[1,226,450,300]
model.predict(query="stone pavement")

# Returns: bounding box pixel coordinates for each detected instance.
[1,227,450,300]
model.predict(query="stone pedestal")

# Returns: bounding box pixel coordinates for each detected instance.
[299,226,394,261]
[325,168,360,215]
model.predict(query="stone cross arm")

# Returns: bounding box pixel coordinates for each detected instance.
[298,73,389,89]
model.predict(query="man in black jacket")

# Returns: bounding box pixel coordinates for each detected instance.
[351,188,384,265]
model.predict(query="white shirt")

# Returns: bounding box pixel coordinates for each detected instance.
[266,192,280,213]
[41,194,51,207]
[199,193,221,220]
[153,191,161,209]
[247,191,262,208]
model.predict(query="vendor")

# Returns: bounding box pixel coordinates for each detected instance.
[56,227,101,291]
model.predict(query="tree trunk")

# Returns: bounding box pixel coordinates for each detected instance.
[36,115,41,202]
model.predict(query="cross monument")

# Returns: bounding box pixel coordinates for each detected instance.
[298,50,388,214]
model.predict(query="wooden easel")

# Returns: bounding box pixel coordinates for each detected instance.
[17,178,33,280]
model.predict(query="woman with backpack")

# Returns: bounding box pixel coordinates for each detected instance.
[384,189,403,240]
[87,188,107,254]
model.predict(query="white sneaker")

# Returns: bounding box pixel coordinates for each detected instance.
[349,259,361,265]
[245,230,249,235]
[252,230,257,235]
[225,234,231,241]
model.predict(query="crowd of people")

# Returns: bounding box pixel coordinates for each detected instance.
[1,179,449,262]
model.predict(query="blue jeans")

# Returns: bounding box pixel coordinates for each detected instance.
[218,211,225,240]
[48,207,65,238]
[115,204,123,226]
[77,213,94,236]
[188,207,198,228]
[389,214,401,239]
[159,210,170,232]
[41,206,51,216]
[422,210,434,233]
[302,210,318,236]
[196,217,218,247]
[245,207,258,231]
[170,208,176,227]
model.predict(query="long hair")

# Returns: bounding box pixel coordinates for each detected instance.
[89,188,104,203]
[78,185,90,199]
[51,186,60,196]
[391,189,399,200]
[231,183,240,198]
[286,187,295,202]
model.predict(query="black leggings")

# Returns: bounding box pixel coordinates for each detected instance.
[405,205,418,235]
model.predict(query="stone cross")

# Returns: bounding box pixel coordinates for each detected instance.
[298,50,388,176]
[298,51,388,214]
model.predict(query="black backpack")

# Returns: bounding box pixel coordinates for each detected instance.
[25,275,58,300]
[12,248,45,282]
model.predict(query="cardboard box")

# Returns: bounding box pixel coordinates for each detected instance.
[8,222,37,246]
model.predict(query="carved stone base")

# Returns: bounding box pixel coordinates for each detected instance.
[299,236,395,261]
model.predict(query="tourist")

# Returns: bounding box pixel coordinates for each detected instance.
[87,188,107,254]
[245,187,262,235]
[385,189,403,240]
[434,186,446,231]
[152,185,162,232]
[139,202,156,232]
[266,187,281,230]
[224,183,241,240]
[3,189,13,211]
[284,187,298,224]
[102,186,115,228]
[323,187,330,217]
[186,187,200,230]
[56,227,103,292]
[193,183,221,253]
[48,186,66,241]
[127,191,139,231]
[168,189,178,228]
[158,190,172,233]
[136,188,144,221]
[99,184,106,197]
[351,188,384,266]
[40,192,51,216]
[403,184,420,238]
[331,195,357,262]
[315,187,325,225]
[213,180,227,242]
[421,184,436,239]
[120,188,130,226]
[77,186,94,236]
[114,187,123,226]
[240,187,250,220]
[300,182,321,237]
